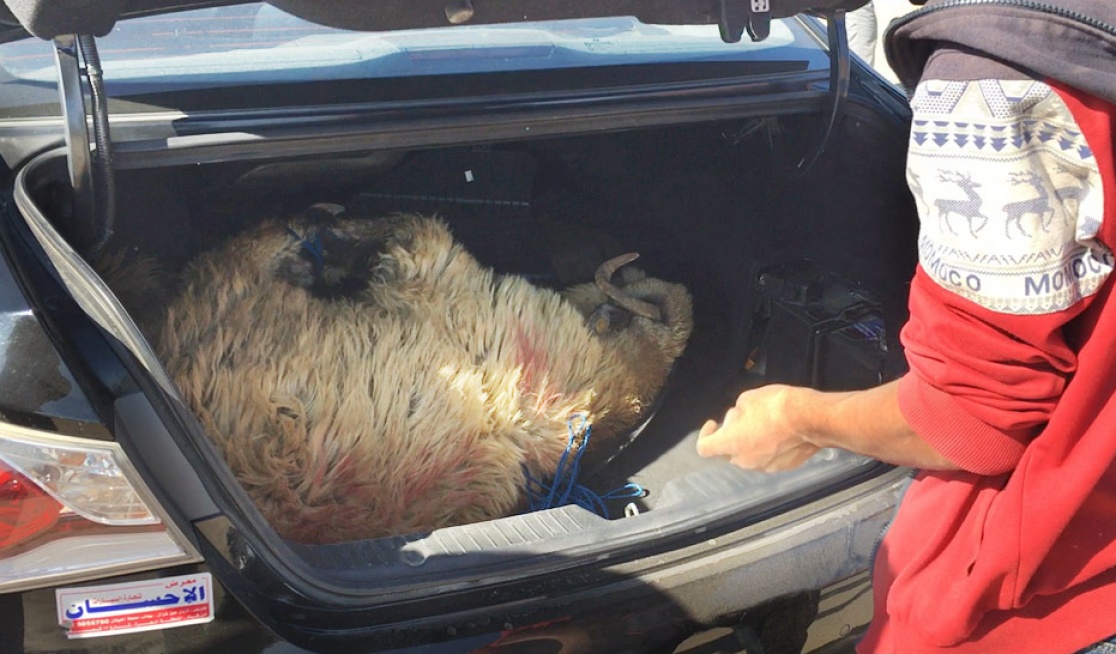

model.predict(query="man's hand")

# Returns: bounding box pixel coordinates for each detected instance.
[696,379,961,473]
[696,384,821,472]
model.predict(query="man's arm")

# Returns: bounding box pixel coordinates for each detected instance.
[695,379,960,472]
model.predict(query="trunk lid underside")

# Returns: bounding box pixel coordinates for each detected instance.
[0,0,871,42]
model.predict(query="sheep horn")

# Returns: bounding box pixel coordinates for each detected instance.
[594,253,662,322]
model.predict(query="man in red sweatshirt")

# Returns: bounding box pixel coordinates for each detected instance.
[697,2,1116,652]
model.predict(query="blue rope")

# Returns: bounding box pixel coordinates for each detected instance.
[285,225,324,272]
[523,413,645,519]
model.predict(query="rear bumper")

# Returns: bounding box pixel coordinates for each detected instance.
[7,468,906,654]
[649,466,906,624]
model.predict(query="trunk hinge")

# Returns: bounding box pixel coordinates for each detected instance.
[52,34,116,254]
[797,9,851,174]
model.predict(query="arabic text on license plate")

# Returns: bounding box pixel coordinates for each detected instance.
[55,572,214,639]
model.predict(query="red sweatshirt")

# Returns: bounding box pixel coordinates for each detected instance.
[859,71,1116,653]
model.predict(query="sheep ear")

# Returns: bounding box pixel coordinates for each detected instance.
[587,303,632,335]
[273,252,317,290]
[595,254,662,322]
[619,266,647,285]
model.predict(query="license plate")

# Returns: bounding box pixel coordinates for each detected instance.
[56,572,214,639]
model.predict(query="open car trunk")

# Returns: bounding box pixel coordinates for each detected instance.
[5,83,916,645]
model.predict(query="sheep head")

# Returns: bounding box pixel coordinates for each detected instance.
[559,253,694,443]
[269,203,402,298]
[563,253,693,363]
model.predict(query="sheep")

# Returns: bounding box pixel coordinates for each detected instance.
[116,206,693,544]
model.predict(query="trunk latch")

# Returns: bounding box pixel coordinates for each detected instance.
[718,0,772,43]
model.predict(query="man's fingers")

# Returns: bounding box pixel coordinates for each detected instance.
[696,419,730,458]
[696,401,741,453]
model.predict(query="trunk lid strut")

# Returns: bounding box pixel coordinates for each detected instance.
[799,8,850,173]
[52,33,115,255]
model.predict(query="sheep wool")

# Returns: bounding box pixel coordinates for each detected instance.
[125,210,693,544]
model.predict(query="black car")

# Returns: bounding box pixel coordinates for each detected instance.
[0,1,916,652]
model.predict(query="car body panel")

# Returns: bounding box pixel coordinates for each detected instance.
[0,229,103,438]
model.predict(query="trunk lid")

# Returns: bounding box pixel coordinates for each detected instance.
[0,0,870,43]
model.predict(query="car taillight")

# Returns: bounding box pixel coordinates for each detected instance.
[0,423,200,593]
[0,463,62,551]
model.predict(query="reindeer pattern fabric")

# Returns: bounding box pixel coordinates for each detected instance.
[907,80,1112,315]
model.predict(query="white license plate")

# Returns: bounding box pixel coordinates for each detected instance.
[56,572,214,639]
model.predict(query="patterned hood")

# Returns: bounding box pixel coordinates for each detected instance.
[885,0,1116,105]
